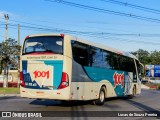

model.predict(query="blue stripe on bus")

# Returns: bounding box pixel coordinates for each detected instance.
[43,60,63,90]
[22,60,28,74]
[83,66,126,96]
[22,60,50,89]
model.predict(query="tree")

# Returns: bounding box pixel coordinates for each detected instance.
[0,38,21,87]
[131,49,151,65]
[150,50,160,65]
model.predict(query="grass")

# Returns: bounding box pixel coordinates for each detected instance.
[0,88,20,94]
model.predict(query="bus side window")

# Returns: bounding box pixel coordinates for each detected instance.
[89,46,103,67]
[118,55,137,81]
[103,51,119,70]
[71,41,89,66]
[102,50,112,69]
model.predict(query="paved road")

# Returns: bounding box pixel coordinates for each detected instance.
[0,89,160,120]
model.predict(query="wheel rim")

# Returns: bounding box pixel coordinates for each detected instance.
[100,91,105,102]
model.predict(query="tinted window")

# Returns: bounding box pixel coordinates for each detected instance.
[118,55,137,80]
[103,51,119,70]
[71,41,89,66]
[102,50,111,69]
[118,55,134,72]
[23,36,63,55]
[89,47,103,67]
[71,40,137,78]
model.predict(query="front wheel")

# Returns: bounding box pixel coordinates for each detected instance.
[94,87,106,105]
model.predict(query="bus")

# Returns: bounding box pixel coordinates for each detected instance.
[20,33,143,105]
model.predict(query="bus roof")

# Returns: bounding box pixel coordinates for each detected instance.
[24,33,138,60]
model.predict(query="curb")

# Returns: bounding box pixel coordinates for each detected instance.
[141,84,150,89]
[0,94,20,97]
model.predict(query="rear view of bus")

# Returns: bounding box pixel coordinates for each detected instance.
[20,34,71,100]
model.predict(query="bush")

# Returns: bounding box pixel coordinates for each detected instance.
[157,84,160,90]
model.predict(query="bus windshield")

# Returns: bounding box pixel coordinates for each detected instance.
[22,36,63,55]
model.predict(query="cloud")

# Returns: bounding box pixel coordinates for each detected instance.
[0,12,4,18]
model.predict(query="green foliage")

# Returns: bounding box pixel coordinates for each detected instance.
[150,50,160,65]
[157,84,160,90]
[0,38,21,74]
[131,49,151,65]
[131,49,160,65]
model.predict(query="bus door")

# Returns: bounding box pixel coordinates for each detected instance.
[124,58,138,95]
[124,72,133,95]
[136,60,144,94]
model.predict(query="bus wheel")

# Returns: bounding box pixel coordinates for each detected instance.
[132,86,136,97]
[129,86,136,98]
[61,100,72,105]
[95,87,105,105]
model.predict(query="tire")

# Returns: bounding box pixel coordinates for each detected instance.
[61,100,73,106]
[129,86,136,99]
[132,86,136,97]
[94,87,106,105]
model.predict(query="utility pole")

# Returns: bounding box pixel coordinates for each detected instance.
[3,14,9,88]
[17,24,20,88]
[18,24,20,45]
[4,14,9,41]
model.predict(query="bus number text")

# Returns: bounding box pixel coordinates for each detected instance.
[33,70,49,79]
[113,72,124,88]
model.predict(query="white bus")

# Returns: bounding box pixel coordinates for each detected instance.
[20,34,143,105]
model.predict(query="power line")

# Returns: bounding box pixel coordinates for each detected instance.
[1,18,160,45]
[73,32,160,46]
[79,33,160,46]
[44,0,160,23]
[1,20,160,39]
[1,21,160,38]
[1,15,111,30]
[1,14,160,34]
[4,22,160,45]
[100,0,160,14]
[5,22,160,37]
